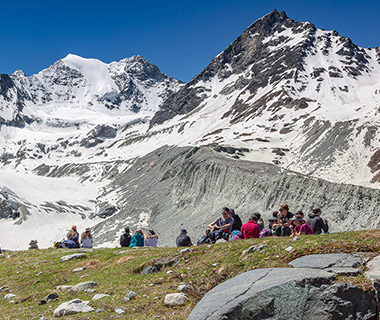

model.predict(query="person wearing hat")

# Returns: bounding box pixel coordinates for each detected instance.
[120,227,132,247]
[176,229,193,247]
[240,214,260,239]
[129,229,145,247]
[81,228,93,248]
[268,216,278,236]
[290,215,314,237]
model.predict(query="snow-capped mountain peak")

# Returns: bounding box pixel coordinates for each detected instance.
[2,10,380,250]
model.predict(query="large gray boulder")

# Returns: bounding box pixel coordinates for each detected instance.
[187,268,376,320]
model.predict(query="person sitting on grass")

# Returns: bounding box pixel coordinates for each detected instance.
[65,225,80,248]
[229,209,243,232]
[267,217,278,236]
[207,207,234,243]
[176,229,193,247]
[289,215,314,237]
[120,227,132,247]
[307,208,329,234]
[145,230,159,247]
[241,214,260,239]
[252,212,264,231]
[129,229,145,247]
[81,228,93,248]
[275,204,294,237]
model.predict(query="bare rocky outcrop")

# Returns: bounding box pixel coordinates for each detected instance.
[188,268,376,320]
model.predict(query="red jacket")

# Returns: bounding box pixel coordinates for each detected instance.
[241,220,260,239]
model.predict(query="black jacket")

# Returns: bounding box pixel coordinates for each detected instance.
[176,234,192,247]
[120,233,131,247]
[307,214,329,234]
[231,214,243,231]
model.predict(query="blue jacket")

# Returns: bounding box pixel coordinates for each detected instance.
[129,233,144,247]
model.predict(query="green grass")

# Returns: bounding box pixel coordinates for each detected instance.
[1,230,380,319]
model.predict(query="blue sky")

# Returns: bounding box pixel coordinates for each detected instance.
[0,0,379,82]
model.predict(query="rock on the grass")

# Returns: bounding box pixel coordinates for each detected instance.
[53,299,94,317]
[4,293,16,300]
[0,285,8,292]
[92,294,110,301]
[177,283,193,293]
[72,267,87,273]
[60,253,86,262]
[115,308,126,314]
[39,293,59,305]
[70,281,97,292]
[56,285,72,291]
[188,267,376,320]
[164,293,187,306]
[242,244,267,255]
[124,291,138,301]
[180,248,191,254]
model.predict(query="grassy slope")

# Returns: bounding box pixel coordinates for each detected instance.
[1,230,380,319]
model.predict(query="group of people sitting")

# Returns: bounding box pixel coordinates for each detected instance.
[54,225,93,249]
[197,204,328,244]
[54,204,328,249]
[119,227,159,247]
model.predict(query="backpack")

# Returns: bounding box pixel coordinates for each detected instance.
[229,230,242,241]
[54,241,65,248]
[259,229,270,239]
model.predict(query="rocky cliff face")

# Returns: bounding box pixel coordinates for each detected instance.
[92,146,380,246]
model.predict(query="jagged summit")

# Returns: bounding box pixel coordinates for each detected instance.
[150,9,316,126]
[147,10,380,187]
[10,69,26,79]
